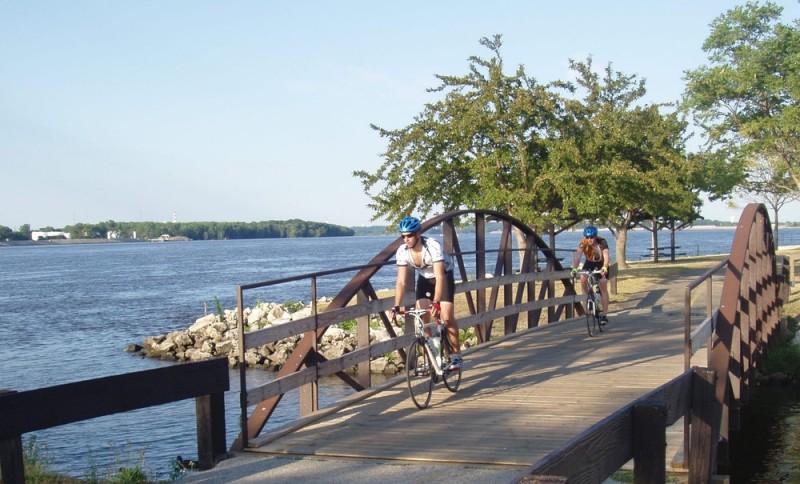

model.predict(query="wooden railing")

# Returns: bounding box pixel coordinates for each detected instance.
[232,210,581,449]
[684,258,727,371]
[517,367,718,483]
[515,203,790,483]
[0,358,229,484]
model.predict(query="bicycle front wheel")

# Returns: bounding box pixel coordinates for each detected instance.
[586,297,596,337]
[406,339,433,409]
[596,308,604,334]
[442,339,461,393]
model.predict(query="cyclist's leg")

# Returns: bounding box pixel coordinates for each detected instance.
[599,277,609,314]
[579,272,590,295]
[415,275,434,325]
[441,302,459,353]
[598,277,609,325]
[439,271,462,368]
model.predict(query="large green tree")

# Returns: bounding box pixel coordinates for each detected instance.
[556,59,700,268]
[354,35,569,231]
[683,1,800,203]
[357,37,704,267]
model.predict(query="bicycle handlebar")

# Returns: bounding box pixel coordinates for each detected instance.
[391,307,443,325]
[394,308,429,316]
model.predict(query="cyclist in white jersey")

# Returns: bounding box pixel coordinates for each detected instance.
[392,216,462,370]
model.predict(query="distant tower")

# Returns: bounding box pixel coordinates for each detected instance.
[173,211,177,223]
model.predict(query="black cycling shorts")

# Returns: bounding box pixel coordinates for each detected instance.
[582,260,607,279]
[416,270,455,303]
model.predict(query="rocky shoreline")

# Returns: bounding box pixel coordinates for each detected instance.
[127,300,472,375]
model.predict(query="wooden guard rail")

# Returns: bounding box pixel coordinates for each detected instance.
[517,367,718,483]
[0,358,230,484]
[516,202,789,482]
[233,210,583,449]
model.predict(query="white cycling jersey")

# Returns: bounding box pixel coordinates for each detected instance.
[395,236,453,279]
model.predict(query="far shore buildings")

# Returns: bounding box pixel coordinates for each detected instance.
[31,230,71,240]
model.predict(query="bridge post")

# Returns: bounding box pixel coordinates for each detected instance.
[633,401,667,483]
[196,391,227,469]
[0,389,23,484]
[689,368,719,484]
[356,291,372,388]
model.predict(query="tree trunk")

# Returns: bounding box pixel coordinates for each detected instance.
[616,228,629,269]
[514,226,528,271]
[773,206,779,250]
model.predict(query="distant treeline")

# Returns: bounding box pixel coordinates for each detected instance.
[63,220,354,240]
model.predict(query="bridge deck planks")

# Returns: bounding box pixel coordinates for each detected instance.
[247,298,708,472]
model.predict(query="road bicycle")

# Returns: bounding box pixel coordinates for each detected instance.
[577,269,605,337]
[394,308,461,409]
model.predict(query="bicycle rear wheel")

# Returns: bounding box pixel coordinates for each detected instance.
[442,338,461,393]
[406,339,433,409]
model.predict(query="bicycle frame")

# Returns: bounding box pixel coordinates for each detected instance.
[401,308,447,376]
[396,307,462,409]
[576,270,604,336]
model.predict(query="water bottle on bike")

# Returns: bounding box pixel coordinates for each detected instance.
[426,322,442,367]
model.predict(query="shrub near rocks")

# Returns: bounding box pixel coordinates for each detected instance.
[131,299,409,374]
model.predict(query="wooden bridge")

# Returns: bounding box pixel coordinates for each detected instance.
[2,204,795,483]
[243,271,705,476]
[222,204,793,483]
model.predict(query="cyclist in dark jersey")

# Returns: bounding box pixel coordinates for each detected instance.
[392,216,462,370]
[571,225,611,325]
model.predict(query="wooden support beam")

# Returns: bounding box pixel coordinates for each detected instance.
[634,401,667,483]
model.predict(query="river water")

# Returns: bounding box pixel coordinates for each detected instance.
[730,386,800,482]
[1,228,799,479]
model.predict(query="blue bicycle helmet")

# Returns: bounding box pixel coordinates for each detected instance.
[398,216,421,234]
[583,225,598,238]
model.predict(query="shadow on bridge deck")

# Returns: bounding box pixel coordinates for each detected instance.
[183,270,714,484]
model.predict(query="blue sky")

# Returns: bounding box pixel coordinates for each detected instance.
[3,1,800,230]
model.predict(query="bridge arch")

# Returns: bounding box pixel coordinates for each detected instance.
[328,209,573,340]
[708,202,782,472]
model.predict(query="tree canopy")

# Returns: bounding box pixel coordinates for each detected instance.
[356,35,704,267]
[683,1,800,201]
[355,35,566,231]
[554,59,700,266]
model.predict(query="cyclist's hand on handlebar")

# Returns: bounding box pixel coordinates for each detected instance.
[600,266,608,277]
[391,305,400,318]
[570,267,579,276]
[431,301,441,318]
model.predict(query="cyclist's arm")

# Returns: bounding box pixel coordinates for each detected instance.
[432,260,445,302]
[571,247,582,269]
[395,264,409,307]
[601,246,611,276]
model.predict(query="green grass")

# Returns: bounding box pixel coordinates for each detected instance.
[282,299,305,312]
[213,296,224,321]
[22,436,77,483]
[762,315,800,379]
[21,435,177,483]
[610,470,684,483]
